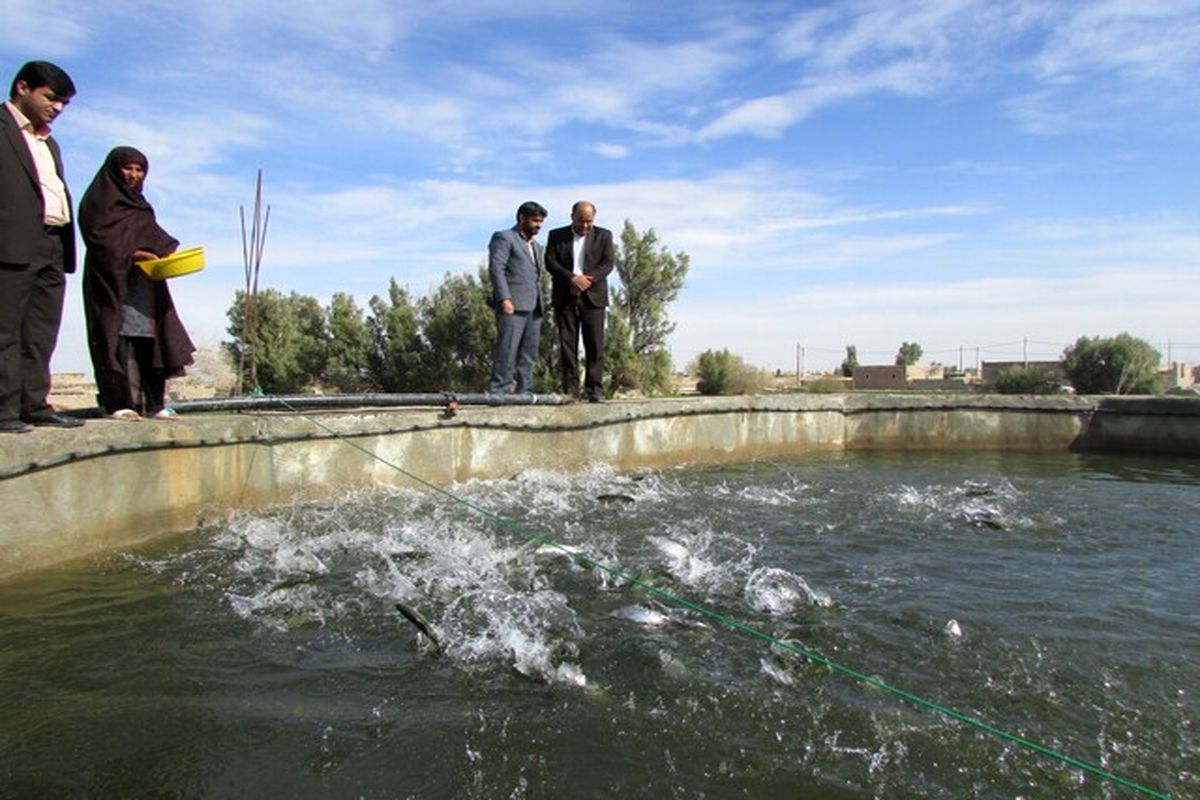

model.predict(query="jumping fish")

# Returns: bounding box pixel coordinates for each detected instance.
[611,603,709,630]
[395,602,442,651]
[611,604,671,627]
[965,508,1005,530]
[531,543,589,561]
[647,536,691,562]
[596,493,635,504]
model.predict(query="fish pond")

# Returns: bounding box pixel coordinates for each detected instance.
[1,450,1196,798]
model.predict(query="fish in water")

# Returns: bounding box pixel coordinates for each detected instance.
[647,536,691,562]
[964,508,1005,530]
[596,493,635,504]
[396,602,442,651]
[531,543,589,561]
[611,603,709,630]
[612,604,671,627]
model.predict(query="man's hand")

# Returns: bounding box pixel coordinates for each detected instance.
[570,274,593,293]
[500,298,515,315]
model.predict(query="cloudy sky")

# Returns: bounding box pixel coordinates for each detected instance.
[5,0,1198,375]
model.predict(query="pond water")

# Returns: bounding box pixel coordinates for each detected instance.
[1,451,1196,799]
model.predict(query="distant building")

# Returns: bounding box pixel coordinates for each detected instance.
[852,364,943,390]
[1160,362,1195,390]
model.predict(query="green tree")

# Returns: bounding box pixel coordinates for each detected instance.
[532,270,560,394]
[1061,333,1161,394]
[367,279,425,391]
[325,292,373,392]
[895,341,923,366]
[602,311,639,398]
[224,289,327,394]
[840,345,859,377]
[608,221,689,394]
[419,268,496,392]
[693,349,763,395]
[292,293,329,387]
[992,366,1058,395]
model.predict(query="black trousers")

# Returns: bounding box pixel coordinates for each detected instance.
[554,301,605,398]
[112,336,168,415]
[0,230,65,421]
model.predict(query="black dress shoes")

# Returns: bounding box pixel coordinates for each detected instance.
[0,419,34,433]
[22,412,85,428]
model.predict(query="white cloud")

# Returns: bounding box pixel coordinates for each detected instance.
[589,143,630,159]
[1033,0,1200,83]
[700,0,1010,141]
[702,0,1200,141]
[0,0,92,58]
[68,108,273,176]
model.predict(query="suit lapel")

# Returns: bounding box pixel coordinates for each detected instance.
[583,229,599,271]
[517,230,540,270]
[0,106,40,187]
[47,136,66,181]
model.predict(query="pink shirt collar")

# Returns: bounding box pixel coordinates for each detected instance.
[4,100,51,138]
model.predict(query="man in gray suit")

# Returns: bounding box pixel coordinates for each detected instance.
[488,201,547,395]
[0,61,82,433]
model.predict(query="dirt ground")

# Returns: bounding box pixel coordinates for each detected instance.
[49,347,236,411]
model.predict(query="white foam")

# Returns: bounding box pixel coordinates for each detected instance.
[745,566,833,614]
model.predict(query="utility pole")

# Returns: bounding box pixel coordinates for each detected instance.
[1023,337,1028,368]
[795,344,801,388]
[958,345,963,373]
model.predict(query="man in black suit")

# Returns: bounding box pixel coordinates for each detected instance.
[0,61,81,432]
[544,201,614,402]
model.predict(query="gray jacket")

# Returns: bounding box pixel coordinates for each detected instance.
[488,226,544,313]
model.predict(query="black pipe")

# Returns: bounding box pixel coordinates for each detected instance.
[59,392,569,418]
[170,392,569,413]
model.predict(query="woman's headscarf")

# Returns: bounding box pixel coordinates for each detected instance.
[79,146,176,268]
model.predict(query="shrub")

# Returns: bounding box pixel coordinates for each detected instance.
[992,366,1058,395]
[693,349,764,395]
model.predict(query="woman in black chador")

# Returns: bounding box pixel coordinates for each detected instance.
[80,146,194,420]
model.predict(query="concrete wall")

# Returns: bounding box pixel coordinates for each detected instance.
[2,394,1197,580]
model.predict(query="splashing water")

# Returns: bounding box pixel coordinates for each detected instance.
[2,451,1195,799]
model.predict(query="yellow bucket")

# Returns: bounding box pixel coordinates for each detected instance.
[137,246,206,280]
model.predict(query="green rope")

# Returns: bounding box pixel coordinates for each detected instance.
[272,398,1170,799]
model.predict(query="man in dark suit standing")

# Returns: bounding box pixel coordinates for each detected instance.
[545,201,614,402]
[0,61,82,432]
[487,201,548,395]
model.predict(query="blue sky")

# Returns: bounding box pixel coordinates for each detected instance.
[5,0,1199,375]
